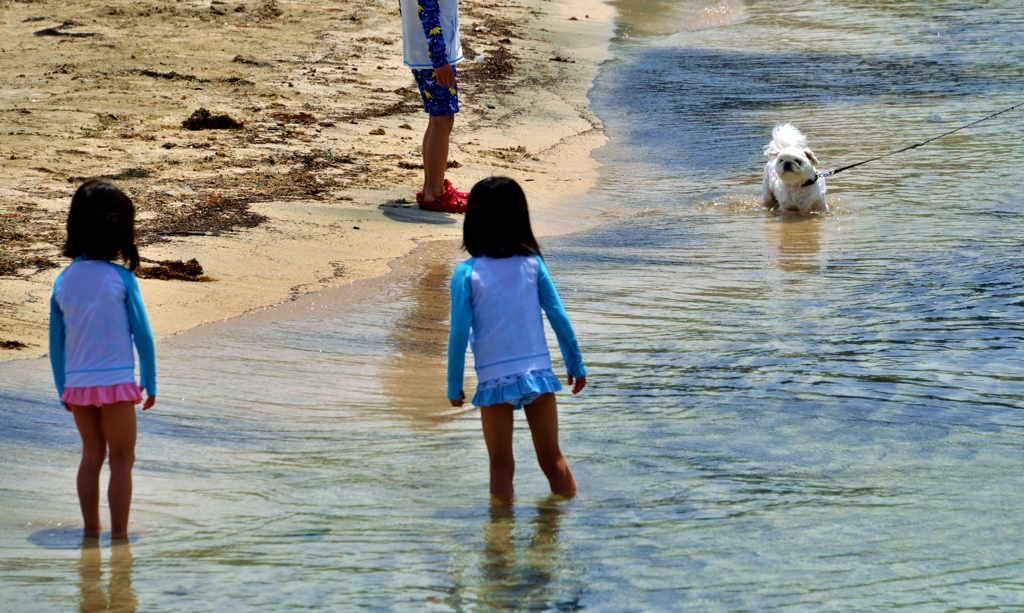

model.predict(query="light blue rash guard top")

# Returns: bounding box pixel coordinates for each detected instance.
[447,255,586,401]
[49,258,157,398]
[399,0,464,69]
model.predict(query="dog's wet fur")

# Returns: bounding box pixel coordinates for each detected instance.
[762,124,828,213]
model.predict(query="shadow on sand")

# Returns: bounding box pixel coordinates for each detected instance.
[379,202,458,225]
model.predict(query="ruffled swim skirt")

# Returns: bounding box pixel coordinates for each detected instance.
[473,368,563,410]
[61,383,143,408]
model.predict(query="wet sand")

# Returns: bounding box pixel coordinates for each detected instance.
[0,0,613,361]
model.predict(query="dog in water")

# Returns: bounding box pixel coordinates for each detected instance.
[762,124,828,213]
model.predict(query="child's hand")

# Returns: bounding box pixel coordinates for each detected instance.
[450,391,465,407]
[434,64,455,88]
[568,375,587,395]
[143,395,156,411]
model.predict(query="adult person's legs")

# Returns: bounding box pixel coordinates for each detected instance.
[421,113,455,202]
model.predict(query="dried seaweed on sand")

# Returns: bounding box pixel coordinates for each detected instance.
[143,198,266,240]
[0,253,60,277]
[269,112,316,124]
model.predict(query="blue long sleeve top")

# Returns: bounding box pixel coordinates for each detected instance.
[447,255,586,400]
[49,258,157,398]
[399,0,464,69]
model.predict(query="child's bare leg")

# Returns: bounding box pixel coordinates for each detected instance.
[480,404,516,500]
[421,114,454,200]
[100,402,137,539]
[524,394,576,497]
[71,405,106,535]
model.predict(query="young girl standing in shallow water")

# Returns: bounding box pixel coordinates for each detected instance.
[49,180,157,540]
[447,177,587,499]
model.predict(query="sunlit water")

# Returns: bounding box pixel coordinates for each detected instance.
[3,1,1024,610]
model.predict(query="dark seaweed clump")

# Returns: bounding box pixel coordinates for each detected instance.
[182,108,244,130]
[136,258,212,281]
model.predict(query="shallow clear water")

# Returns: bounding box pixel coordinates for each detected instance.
[3,1,1024,610]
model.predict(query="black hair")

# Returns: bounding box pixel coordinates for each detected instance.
[462,176,542,259]
[62,179,140,271]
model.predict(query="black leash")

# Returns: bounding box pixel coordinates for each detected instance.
[802,101,1024,187]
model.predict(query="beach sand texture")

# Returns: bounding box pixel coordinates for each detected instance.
[0,0,613,361]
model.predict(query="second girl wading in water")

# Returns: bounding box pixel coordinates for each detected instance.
[49,180,157,540]
[447,177,587,499]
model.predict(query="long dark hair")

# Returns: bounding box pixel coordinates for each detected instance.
[62,179,140,271]
[462,177,541,258]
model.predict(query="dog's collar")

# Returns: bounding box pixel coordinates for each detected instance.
[802,173,820,187]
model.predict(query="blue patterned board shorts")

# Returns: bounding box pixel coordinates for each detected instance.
[412,66,460,116]
[473,368,563,410]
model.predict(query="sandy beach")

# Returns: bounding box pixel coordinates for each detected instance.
[0,0,613,361]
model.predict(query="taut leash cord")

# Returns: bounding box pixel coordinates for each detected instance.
[802,100,1024,187]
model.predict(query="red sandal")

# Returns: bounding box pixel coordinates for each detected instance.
[445,179,469,206]
[416,180,467,213]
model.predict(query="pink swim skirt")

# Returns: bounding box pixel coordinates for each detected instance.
[61,383,143,407]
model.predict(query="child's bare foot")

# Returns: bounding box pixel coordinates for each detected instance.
[490,492,515,506]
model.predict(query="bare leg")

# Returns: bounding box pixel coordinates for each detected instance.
[421,114,454,201]
[100,402,137,539]
[524,394,576,497]
[71,405,106,536]
[480,404,516,500]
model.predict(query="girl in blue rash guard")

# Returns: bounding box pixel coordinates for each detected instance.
[447,177,588,500]
[49,180,157,540]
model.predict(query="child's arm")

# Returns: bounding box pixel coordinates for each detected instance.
[120,269,158,403]
[417,0,455,85]
[48,283,67,402]
[536,257,587,388]
[447,261,474,405]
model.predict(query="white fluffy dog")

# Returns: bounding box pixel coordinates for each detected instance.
[762,124,828,213]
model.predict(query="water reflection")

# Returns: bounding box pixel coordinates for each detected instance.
[380,240,464,422]
[479,497,577,611]
[78,540,137,613]
[765,214,825,274]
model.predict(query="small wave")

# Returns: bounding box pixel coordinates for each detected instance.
[694,193,859,217]
[613,0,748,39]
[696,194,767,213]
[695,0,747,29]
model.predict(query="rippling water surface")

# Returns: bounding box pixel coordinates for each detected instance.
[3,1,1024,610]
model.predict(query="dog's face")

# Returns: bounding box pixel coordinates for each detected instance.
[771,147,818,185]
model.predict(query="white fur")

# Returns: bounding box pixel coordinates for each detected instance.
[762,124,828,213]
